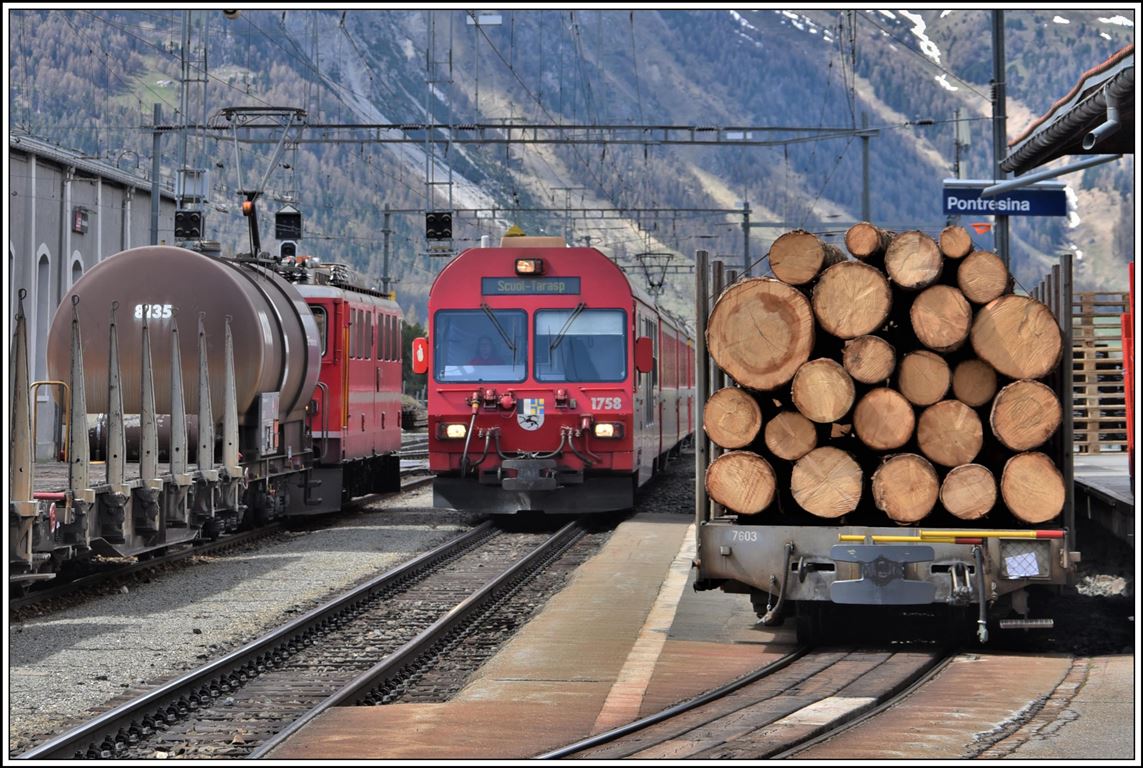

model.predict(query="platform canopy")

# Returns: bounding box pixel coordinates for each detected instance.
[1002,44,1134,175]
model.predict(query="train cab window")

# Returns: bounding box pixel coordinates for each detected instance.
[310,306,328,357]
[535,308,626,382]
[433,309,527,382]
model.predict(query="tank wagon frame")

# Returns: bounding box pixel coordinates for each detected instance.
[10,245,403,584]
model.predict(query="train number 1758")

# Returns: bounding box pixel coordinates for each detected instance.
[591,397,622,410]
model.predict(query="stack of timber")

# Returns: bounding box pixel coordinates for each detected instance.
[703,223,1066,528]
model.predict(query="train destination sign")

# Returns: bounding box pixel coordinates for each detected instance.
[942,179,1067,217]
[482,276,581,295]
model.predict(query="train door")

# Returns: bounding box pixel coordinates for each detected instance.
[637,310,657,484]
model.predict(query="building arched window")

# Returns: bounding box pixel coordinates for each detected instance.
[35,249,51,380]
[70,252,84,288]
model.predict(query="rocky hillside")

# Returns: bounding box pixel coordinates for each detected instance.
[8,8,1134,325]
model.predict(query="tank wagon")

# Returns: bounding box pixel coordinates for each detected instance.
[412,229,695,514]
[691,247,1081,645]
[10,243,403,582]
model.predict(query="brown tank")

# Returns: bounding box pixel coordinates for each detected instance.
[46,245,321,426]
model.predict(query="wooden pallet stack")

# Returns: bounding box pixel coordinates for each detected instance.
[1072,289,1129,454]
[703,223,1066,527]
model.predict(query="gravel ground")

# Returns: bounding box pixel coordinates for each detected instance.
[6,487,479,757]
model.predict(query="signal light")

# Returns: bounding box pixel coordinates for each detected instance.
[593,423,624,439]
[425,211,453,241]
[275,207,303,240]
[242,200,255,217]
[515,258,543,275]
[279,241,297,261]
[174,209,203,239]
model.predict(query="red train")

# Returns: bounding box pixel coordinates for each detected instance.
[412,230,695,514]
[42,244,402,547]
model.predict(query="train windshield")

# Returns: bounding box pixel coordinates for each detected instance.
[534,308,626,382]
[433,309,527,382]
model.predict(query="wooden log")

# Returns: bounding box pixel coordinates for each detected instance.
[990,379,1063,451]
[853,387,915,450]
[764,410,818,460]
[845,221,893,260]
[872,453,939,524]
[938,225,974,259]
[910,284,973,352]
[791,358,855,423]
[885,230,943,290]
[768,229,847,286]
[897,350,951,406]
[940,463,997,520]
[951,359,998,407]
[707,278,816,391]
[791,446,863,518]
[970,295,1063,379]
[1001,451,1065,524]
[957,250,1012,304]
[842,335,896,384]
[704,450,776,515]
[812,261,893,339]
[703,387,764,449]
[916,399,983,467]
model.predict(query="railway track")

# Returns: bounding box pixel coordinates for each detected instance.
[538,645,954,760]
[17,519,586,761]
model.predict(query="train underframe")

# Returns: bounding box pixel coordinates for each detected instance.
[695,521,1076,644]
[433,461,637,514]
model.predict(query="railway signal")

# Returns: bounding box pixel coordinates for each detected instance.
[425,210,453,241]
[174,209,203,240]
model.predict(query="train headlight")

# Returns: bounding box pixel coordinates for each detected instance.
[515,258,544,275]
[439,423,468,439]
[593,422,623,439]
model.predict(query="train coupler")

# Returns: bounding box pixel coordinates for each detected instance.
[829,544,936,605]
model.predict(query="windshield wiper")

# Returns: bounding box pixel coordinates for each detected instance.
[550,302,586,351]
[480,303,517,360]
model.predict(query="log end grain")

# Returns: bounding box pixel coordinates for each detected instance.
[845,221,892,259]
[705,450,776,515]
[853,387,916,451]
[898,350,951,406]
[917,399,983,467]
[812,261,893,339]
[703,387,763,449]
[764,410,818,460]
[940,463,997,520]
[885,230,943,290]
[970,295,1063,379]
[791,446,863,518]
[769,229,845,286]
[1001,452,1065,524]
[707,278,816,391]
[791,358,855,423]
[872,453,939,524]
[939,225,974,259]
[990,379,1063,451]
[910,284,972,352]
[952,359,998,407]
[957,250,1012,304]
[843,335,897,384]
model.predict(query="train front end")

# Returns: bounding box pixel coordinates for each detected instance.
[417,236,651,514]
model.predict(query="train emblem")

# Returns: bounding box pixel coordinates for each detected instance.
[518,397,545,430]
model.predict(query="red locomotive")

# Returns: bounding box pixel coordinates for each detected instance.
[412,230,695,514]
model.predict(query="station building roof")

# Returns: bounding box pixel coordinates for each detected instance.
[1001,44,1134,175]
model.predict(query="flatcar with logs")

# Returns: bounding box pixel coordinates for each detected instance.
[10,240,403,583]
[693,224,1080,644]
[412,228,695,515]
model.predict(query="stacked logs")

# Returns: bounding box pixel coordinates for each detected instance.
[703,224,1066,527]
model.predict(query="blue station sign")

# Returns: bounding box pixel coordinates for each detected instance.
[942,179,1068,217]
